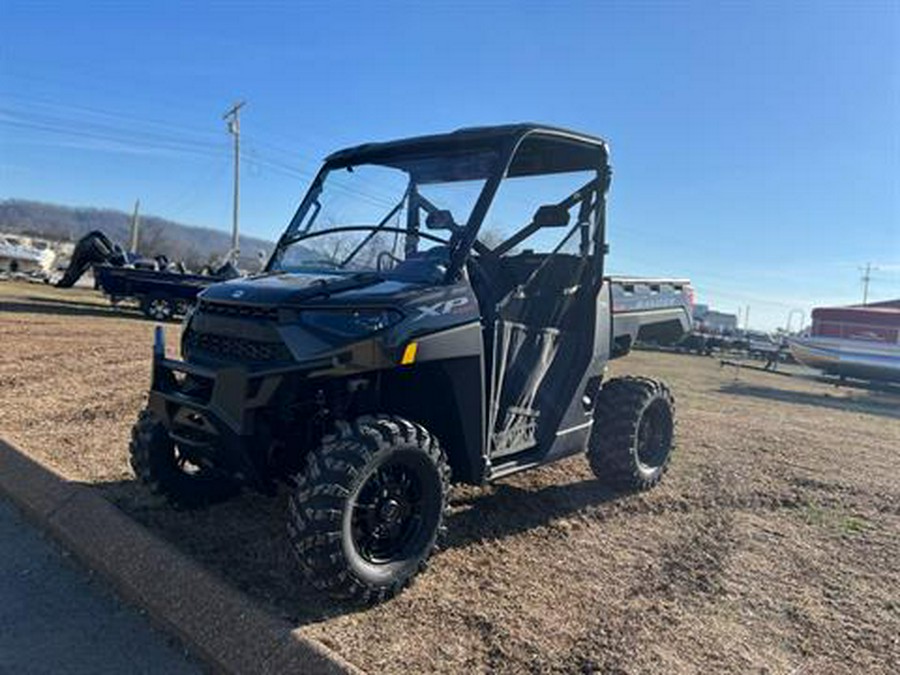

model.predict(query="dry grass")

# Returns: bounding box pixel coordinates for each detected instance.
[2,280,899,673]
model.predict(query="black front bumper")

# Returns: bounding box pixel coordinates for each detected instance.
[147,327,334,489]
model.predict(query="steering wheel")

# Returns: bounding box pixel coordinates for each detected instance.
[376,250,403,272]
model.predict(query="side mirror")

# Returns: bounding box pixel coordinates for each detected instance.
[425,209,458,231]
[533,204,570,228]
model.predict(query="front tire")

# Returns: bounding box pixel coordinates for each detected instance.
[587,377,676,491]
[287,415,450,604]
[129,409,239,508]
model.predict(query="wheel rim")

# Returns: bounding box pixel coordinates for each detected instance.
[149,298,171,320]
[163,440,228,485]
[636,398,673,470]
[173,445,203,476]
[351,458,430,565]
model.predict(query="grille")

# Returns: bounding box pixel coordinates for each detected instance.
[198,300,279,321]
[185,330,292,363]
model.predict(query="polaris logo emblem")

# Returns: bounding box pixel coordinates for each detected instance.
[231,290,245,299]
[413,296,469,320]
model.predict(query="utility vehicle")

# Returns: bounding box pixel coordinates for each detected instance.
[131,124,692,602]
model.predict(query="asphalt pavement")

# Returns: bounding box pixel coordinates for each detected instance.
[0,496,203,675]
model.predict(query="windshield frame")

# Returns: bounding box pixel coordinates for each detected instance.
[267,150,502,280]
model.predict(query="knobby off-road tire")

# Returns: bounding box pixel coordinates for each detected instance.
[129,409,239,509]
[587,376,676,491]
[287,415,450,604]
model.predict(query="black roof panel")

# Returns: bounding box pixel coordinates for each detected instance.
[325,123,608,167]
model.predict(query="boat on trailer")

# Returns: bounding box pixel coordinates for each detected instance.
[788,300,900,382]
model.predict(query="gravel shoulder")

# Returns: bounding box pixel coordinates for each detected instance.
[2,280,898,673]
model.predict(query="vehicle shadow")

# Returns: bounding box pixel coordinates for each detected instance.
[0,297,148,322]
[444,478,619,549]
[94,473,621,625]
[719,381,900,419]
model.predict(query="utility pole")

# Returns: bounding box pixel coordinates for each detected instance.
[129,199,141,253]
[223,100,246,264]
[860,262,876,305]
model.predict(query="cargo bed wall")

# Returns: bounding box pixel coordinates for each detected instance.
[609,277,692,356]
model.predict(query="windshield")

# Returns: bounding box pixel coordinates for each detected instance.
[269,151,498,284]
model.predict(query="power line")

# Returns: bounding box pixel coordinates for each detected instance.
[248,136,403,205]
[0,91,224,145]
[1,101,402,212]
[0,103,221,147]
[158,156,232,218]
[4,96,410,209]
[0,115,228,161]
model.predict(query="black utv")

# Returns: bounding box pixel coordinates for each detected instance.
[132,124,692,603]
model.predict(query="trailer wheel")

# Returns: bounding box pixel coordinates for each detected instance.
[587,377,675,491]
[287,415,450,604]
[173,299,192,317]
[129,409,239,508]
[141,294,174,321]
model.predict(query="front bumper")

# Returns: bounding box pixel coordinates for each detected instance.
[147,327,335,488]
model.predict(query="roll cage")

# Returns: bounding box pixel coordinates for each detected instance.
[267,124,611,285]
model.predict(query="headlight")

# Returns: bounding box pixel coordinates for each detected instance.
[301,309,402,338]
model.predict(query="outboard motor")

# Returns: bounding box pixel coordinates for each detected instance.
[56,231,119,288]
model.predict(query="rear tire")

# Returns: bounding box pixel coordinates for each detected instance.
[287,415,450,604]
[141,294,174,321]
[587,377,676,491]
[129,409,239,508]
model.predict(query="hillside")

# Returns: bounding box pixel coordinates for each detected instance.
[0,199,273,269]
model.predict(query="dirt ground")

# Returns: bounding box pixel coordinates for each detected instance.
[2,280,898,674]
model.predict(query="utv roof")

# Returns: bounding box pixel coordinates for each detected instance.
[325,123,609,172]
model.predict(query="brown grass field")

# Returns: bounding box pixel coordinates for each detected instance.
[1,280,898,673]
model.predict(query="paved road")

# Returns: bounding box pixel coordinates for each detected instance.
[0,497,203,674]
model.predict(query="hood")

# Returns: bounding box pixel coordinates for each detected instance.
[199,271,426,307]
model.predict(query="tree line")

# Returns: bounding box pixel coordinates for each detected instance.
[0,198,272,271]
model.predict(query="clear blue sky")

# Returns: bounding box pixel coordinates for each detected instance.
[1,1,897,329]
